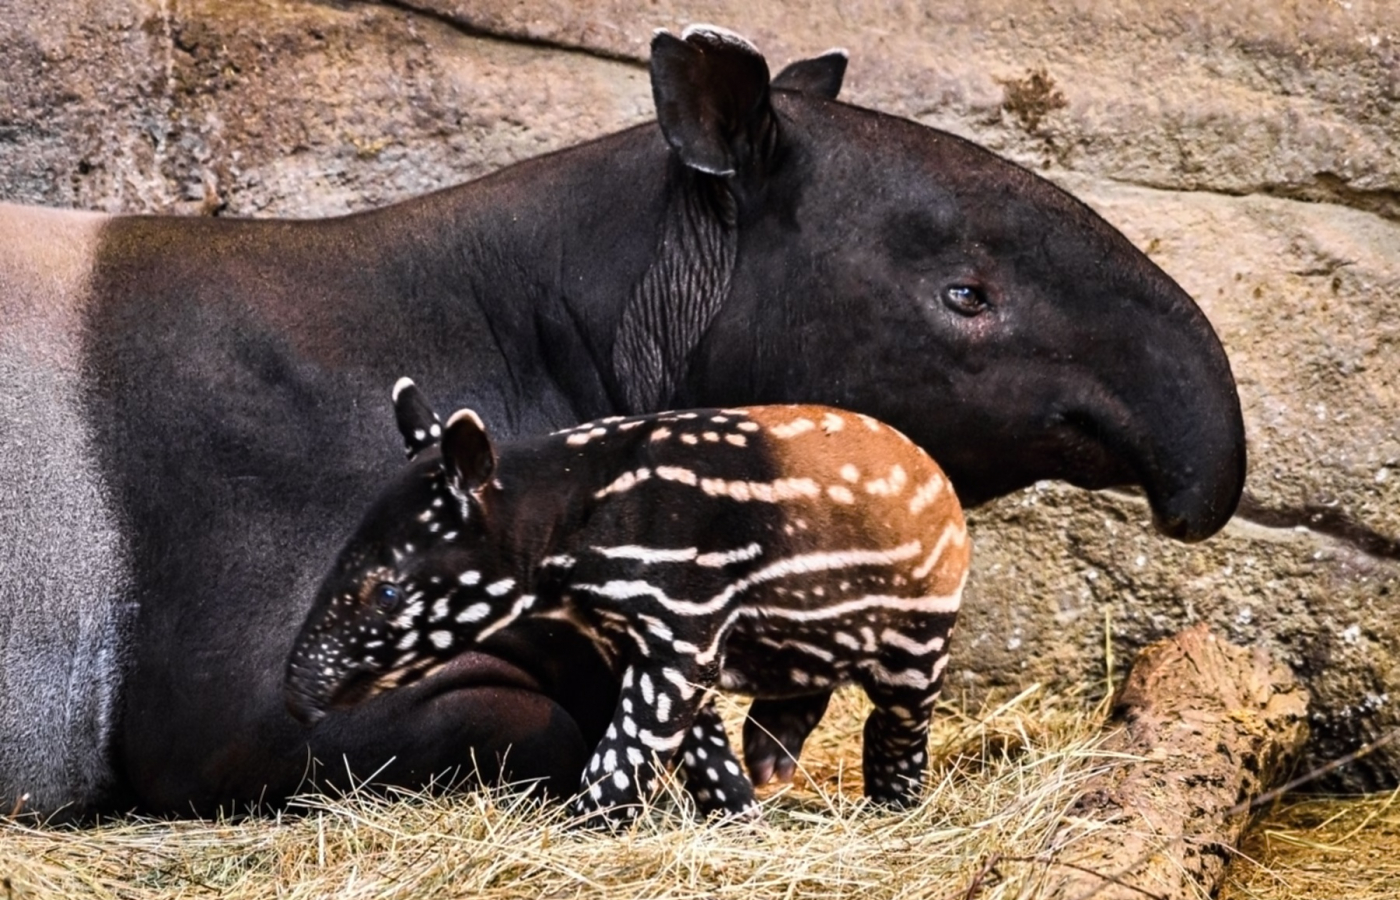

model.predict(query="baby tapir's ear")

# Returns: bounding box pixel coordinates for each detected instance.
[392,377,443,460]
[441,409,496,497]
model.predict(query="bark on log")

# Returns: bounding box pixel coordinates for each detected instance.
[1038,624,1309,900]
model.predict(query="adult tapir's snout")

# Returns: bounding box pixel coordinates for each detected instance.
[696,93,1247,546]
[1014,229,1248,543]
[1105,279,1247,543]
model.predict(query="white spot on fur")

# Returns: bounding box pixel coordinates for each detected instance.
[770,417,816,439]
[594,467,653,499]
[909,474,947,513]
[456,602,492,623]
[656,466,698,486]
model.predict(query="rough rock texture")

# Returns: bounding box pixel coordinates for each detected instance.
[1039,625,1309,900]
[1,1,1396,788]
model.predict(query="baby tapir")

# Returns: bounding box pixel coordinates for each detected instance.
[284,379,970,824]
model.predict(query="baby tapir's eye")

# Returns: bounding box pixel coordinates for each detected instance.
[371,582,404,613]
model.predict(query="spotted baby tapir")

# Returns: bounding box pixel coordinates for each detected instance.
[284,379,970,824]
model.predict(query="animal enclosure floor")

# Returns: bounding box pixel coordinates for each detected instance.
[1,687,1395,900]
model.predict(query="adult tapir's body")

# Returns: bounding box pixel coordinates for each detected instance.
[0,27,1245,818]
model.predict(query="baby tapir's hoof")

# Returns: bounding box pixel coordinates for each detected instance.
[570,790,646,831]
[679,701,763,822]
[861,713,929,809]
[742,693,833,786]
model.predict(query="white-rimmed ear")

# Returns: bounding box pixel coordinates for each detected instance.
[441,409,496,497]
[649,25,772,176]
[392,378,443,460]
[772,49,847,99]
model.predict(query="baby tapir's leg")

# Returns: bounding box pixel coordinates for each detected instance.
[855,635,954,807]
[679,696,759,819]
[572,659,713,826]
[742,691,833,785]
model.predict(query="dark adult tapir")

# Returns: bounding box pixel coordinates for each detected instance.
[0,26,1245,819]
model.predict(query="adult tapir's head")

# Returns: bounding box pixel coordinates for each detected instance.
[620,26,1245,541]
[284,380,522,725]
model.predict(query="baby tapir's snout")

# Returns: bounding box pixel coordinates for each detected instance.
[284,379,970,826]
[283,629,382,726]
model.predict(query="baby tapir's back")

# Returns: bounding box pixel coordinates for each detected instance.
[549,405,969,696]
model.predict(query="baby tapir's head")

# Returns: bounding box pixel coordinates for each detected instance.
[284,378,524,726]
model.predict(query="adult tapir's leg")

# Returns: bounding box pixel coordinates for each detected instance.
[742,692,834,786]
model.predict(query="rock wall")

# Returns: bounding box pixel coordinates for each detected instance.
[2,0,1396,789]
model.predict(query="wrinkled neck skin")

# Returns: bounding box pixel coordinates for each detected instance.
[377,126,744,436]
[355,124,677,433]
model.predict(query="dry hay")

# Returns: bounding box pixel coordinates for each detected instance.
[1220,790,1400,900]
[0,685,1393,900]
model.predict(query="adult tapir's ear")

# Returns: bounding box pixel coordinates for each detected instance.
[441,409,496,497]
[392,377,442,460]
[771,49,848,99]
[650,25,772,176]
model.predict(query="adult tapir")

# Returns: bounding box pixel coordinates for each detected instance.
[0,26,1245,819]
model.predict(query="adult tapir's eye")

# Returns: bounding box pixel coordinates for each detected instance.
[371,582,404,613]
[942,284,989,317]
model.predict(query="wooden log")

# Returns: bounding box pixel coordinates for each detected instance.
[1038,624,1309,900]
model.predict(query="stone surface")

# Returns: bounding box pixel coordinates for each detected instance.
[1,0,1396,788]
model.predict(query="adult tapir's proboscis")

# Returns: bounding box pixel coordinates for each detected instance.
[0,25,1245,819]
